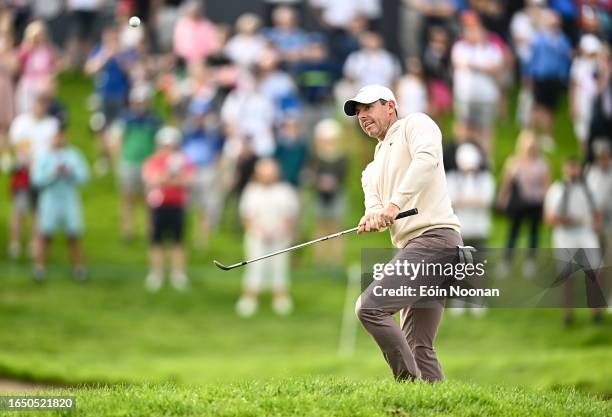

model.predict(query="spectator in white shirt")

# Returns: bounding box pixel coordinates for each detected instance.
[447,142,493,318]
[225,13,267,69]
[343,32,401,89]
[570,34,604,146]
[310,0,381,30]
[236,158,300,317]
[221,72,276,157]
[8,94,60,260]
[396,57,428,118]
[447,143,495,250]
[586,139,612,310]
[451,11,504,158]
[544,157,603,325]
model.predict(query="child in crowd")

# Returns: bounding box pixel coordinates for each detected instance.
[236,158,299,317]
[142,126,195,292]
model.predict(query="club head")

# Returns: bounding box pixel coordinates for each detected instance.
[213,260,232,271]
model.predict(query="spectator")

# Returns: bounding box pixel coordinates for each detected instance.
[155,0,182,52]
[221,72,276,158]
[113,86,162,241]
[510,0,548,127]
[263,5,309,65]
[342,31,401,89]
[586,139,612,309]
[143,126,195,292]
[16,20,58,114]
[65,0,103,69]
[0,24,17,173]
[182,100,225,247]
[329,15,368,69]
[236,158,299,317]
[446,142,493,317]
[173,0,220,65]
[257,46,302,124]
[422,25,453,119]
[85,25,135,174]
[451,11,504,158]
[470,0,508,39]
[447,143,495,250]
[497,130,550,277]
[225,13,267,69]
[31,126,89,282]
[549,0,579,45]
[396,57,428,117]
[585,51,612,162]
[274,117,308,187]
[311,118,348,265]
[116,1,146,51]
[402,0,457,59]
[310,0,382,30]
[30,0,65,47]
[8,93,60,259]
[292,37,339,135]
[544,157,603,325]
[526,10,572,148]
[570,34,604,146]
[163,61,218,121]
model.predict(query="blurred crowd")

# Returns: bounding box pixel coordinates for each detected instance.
[1,0,611,318]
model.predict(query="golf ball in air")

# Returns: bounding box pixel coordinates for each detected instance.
[129,16,141,27]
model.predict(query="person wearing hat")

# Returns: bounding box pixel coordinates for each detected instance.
[346,84,462,382]
[142,126,195,292]
[114,86,162,241]
[570,34,604,145]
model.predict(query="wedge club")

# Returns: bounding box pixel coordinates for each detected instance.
[213,208,418,271]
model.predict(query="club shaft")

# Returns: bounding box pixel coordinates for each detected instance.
[240,226,359,267]
[214,208,418,270]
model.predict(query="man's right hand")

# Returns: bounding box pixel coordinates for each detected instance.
[357,212,389,234]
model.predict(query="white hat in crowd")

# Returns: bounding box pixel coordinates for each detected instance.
[156,126,182,147]
[343,84,398,116]
[456,143,482,172]
[579,34,602,55]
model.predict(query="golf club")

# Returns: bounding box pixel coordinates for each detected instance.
[213,208,418,271]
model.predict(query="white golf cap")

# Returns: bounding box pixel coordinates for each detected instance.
[579,34,602,55]
[343,84,398,116]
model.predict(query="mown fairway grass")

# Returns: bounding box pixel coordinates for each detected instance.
[0,74,608,416]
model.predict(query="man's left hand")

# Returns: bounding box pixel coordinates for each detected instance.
[357,204,401,233]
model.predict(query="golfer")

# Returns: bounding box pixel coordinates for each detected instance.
[345,85,462,382]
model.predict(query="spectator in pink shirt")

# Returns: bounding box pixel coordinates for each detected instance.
[16,21,59,115]
[173,1,220,66]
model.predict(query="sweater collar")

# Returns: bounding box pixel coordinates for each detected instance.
[382,118,402,142]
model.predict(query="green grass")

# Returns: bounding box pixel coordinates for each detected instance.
[0,74,609,416]
[22,379,609,417]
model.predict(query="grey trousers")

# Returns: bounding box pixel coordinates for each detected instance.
[355,228,463,382]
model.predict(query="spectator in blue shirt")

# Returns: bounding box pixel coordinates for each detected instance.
[31,126,90,282]
[549,0,579,45]
[182,99,225,245]
[527,10,572,145]
[263,6,309,66]
[85,25,138,175]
